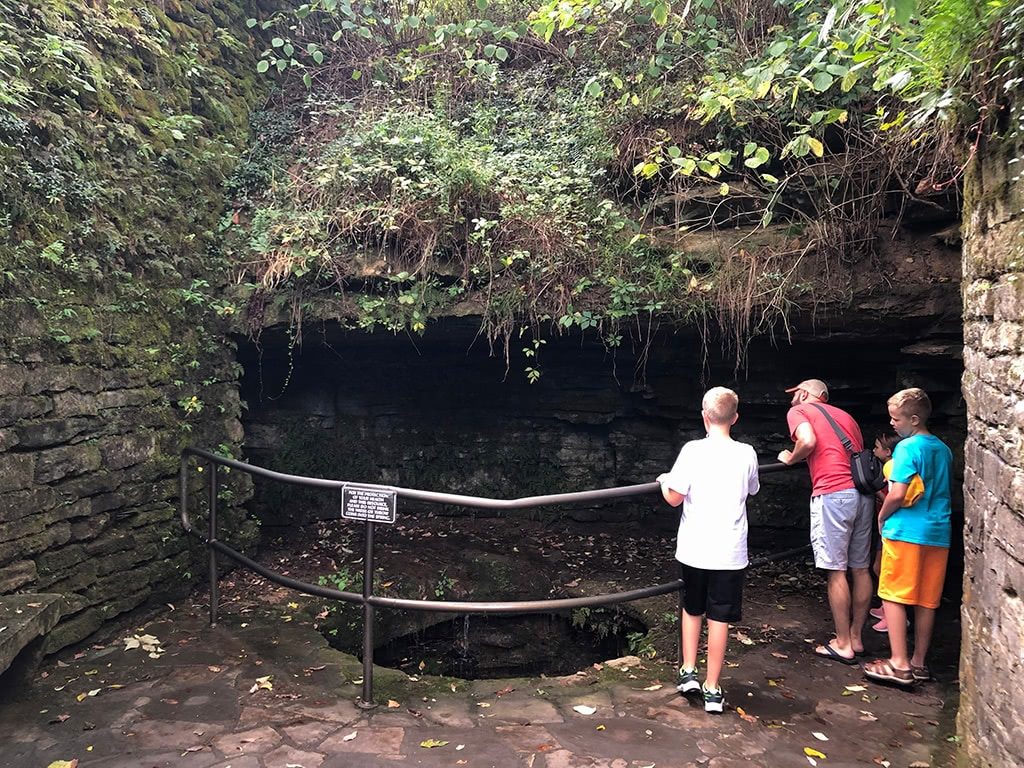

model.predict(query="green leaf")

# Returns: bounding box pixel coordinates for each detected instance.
[743,142,757,157]
[352,69,361,79]
[811,71,834,91]
[651,2,669,25]
[495,46,508,61]
[256,60,270,73]
[476,0,488,9]
[667,145,682,158]
[887,0,915,25]
[484,44,496,57]
[840,70,858,92]
[760,173,780,185]
[313,50,325,64]
[246,18,258,28]
[407,15,420,28]
[276,58,287,72]
[303,72,312,89]
[807,137,825,158]
[719,183,729,196]
[272,37,284,47]
[584,79,603,98]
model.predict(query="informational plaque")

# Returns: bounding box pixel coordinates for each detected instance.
[341,485,397,524]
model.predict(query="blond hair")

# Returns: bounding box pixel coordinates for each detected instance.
[702,386,739,425]
[888,388,932,422]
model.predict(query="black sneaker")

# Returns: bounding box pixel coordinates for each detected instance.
[676,667,700,694]
[702,683,725,714]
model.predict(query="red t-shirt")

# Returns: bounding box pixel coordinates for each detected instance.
[787,403,863,495]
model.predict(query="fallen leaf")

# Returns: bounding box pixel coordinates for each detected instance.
[287,602,299,609]
[804,747,827,759]
[180,746,204,756]
[771,652,789,659]
[208,666,222,673]
[909,763,930,768]
[595,724,606,731]
[342,731,357,742]
[476,702,491,708]
[572,705,597,715]
[812,732,829,741]
[387,700,401,708]
[736,707,758,724]
[642,684,663,691]
[46,761,78,768]
[734,631,755,645]
[419,739,449,748]
[845,685,867,692]
[495,686,514,696]
[249,675,273,694]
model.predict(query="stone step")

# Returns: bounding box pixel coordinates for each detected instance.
[0,593,63,676]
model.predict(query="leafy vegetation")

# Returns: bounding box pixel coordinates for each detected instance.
[222,0,1015,375]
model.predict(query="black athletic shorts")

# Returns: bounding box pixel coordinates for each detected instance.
[680,564,745,623]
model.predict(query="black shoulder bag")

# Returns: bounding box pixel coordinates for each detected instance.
[810,404,885,495]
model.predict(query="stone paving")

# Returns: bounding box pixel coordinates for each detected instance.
[0,592,960,768]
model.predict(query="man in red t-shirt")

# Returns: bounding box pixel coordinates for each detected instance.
[778,378,874,665]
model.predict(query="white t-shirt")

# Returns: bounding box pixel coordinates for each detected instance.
[660,436,760,570]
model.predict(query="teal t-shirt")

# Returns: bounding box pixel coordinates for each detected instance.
[882,433,953,547]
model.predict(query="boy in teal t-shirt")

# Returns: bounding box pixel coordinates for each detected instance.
[863,388,953,688]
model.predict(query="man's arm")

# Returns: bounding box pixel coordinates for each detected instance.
[778,421,816,465]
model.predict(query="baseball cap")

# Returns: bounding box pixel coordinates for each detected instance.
[784,378,829,399]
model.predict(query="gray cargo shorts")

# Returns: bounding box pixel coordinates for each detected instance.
[809,488,874,571]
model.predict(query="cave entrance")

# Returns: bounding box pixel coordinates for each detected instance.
[352,611,646,680]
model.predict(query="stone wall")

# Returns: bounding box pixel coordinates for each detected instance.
[0,0,262,654]
[0,298,254,653]
[239,247,966,539]
[958,131,1024,764]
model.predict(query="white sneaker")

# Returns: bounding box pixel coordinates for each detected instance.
[676,667,700,694]
[702,684,725,714]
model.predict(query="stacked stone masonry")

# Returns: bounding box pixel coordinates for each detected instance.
[957,132,1024,766]
[0,351,250,654]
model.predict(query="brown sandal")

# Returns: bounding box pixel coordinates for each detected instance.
[863,659,915,687]
[911,665,932,681]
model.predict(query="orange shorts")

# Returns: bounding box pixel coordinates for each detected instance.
[877,538,949,609]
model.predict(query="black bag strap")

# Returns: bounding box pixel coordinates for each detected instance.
[809,404,856,454]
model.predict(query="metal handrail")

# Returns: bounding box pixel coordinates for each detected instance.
[179,446,805,707]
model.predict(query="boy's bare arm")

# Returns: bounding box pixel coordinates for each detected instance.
[659,479,684,507]
[878,482,909,526]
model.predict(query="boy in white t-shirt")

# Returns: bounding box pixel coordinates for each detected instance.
[657,387,760,714]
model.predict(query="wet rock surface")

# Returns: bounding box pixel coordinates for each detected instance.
[0,519,961,767]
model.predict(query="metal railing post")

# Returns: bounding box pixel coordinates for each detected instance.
[209,461,219,627]
[358,520,377,709]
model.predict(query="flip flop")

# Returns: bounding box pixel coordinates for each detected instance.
[813,643,858,665]
[863,659,915,687]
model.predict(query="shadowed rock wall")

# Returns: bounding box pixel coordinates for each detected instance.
[239,238,965,539]
[958,132,1024,765]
